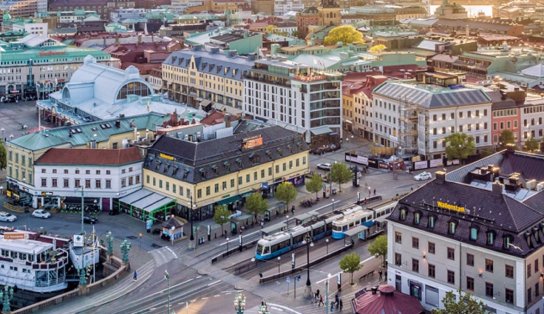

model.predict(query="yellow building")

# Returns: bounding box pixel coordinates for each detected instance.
[142,122,310,221]
[162,47,256,112]
[319,0,341,26]
[4,113,167,206]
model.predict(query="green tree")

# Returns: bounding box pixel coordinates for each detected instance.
[525,138,540,152]
[330,163,352,192]
[339,252,361,285]
[479,147,495,158]
[275,182,297,211]
[432,290,485,314]
[498,129,515,147]
[368,235,387,267]
[445,133,476,161]
[305,173,323,200]
[0,141,6,170]
[245,192,268,221]
[323,25,364,46]
[368,44,386,54]
[213,205,231,237]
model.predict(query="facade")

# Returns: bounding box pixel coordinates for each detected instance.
[162,47,255,112]
[33,148,143,211]
[208,30,263,56]
[244,59,343,144]
[372,72,492,158]
[4,113,168,208]
[387,150,544,313]
[0,0,47,20]
[0,33,117,101]
[296,7,320,39]
[142,121,310,221]
[48,0,136,20]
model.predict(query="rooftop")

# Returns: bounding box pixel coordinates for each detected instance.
[35,147,142,166]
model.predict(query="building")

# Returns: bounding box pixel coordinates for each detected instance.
[296,7,320,39]
[4,113,168,208]
[48,0,136,20]
[351,285,424,314]
[0,33,117,101]
[162,46,256,113]
[274,0,304,16]
[387,149,544,313]
[372,71,492,158]
[33,147,143,211]
[433,0,468,19]
[140,121,310,221]
[252,0,274,15]
[38,55,203,125]
[207,29,263,55]
[0,0,47,21]
[244,59,343,145]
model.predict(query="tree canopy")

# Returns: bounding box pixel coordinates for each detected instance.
[432,290,485,314]
[323,25,364,46]
[368,235,387,266]
[245,192,268,220]
[213,205,231,236]
[498,129,515,146]
[305,173,323,200]
[445,133,476,160]
[368,44,387,54]
[0,141,5,170]
[339,252,361,284]
[330,163,352,192]
[524,138,540,152]
[275,182,297,210]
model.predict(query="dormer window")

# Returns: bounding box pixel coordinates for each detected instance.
[487,231,495,246]
[399,208,407,221]
[448,221,457,235]
[414,212,421,225]
[470,227,478,241]
[503,235,513,250]
[428,215,436,229]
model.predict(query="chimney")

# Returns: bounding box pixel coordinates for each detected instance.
[225,113,231,128]
[248,52,257,61]
[115,120,121,128]
[492,181,504,194]
[435,171,446,183]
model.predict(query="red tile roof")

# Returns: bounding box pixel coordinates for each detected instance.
[352,285,424,314]
[36,147,142,166]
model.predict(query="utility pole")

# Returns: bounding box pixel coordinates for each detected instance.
[164,270,171,314]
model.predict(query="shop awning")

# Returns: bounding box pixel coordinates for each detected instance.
[120,188,154,204]
[344,225,369,237]
[216,194,242,206]
[120,188,174,214]
[310,126,333,136]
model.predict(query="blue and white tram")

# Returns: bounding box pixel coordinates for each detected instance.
[331,209,374,240]
[331,200,398,240]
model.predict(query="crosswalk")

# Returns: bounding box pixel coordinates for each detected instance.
[149,246,178,266]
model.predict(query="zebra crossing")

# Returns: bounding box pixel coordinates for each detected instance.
[149,246,178,266]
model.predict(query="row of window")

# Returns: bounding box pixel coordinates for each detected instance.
[39,176,139,189]
[40,168,122,175]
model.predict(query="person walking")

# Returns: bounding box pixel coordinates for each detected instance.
[339,299,343,310]
[318,295,324,307]
[373,188,376,195]
[133,270,138,281]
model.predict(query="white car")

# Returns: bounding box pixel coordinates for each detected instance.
[32,209,51,219]
[414,172,432,181]
[317,163,332,171]
[0,212,17,222]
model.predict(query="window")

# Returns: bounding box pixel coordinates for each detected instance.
[246,174,250,183]
[536,283,540,298]
[63,179,69,188]
[96,170,101,175]
[395,232,402,244]
[466,253,474,266]
[505,265,514,278]
[505,288,513,304]
[448,221,457,234]
[485,259,493,273]
[428,242,435,254]
[129,177,134,186]
[470,227,478,241]
[528,264,532,278]
[95,180,101,189]
[412,237,419,249]
[528,287,532,303]
[414,212,421,224]
[395,253,401,266]
[447,247,455,260]
[486,231,495,245]
[41,178,46,187]
[197,189,202,198]
[467,277,474,291]
[486,282,494,298]
[412,258,419,272]
[64,169,68,174]
[41,168,46,174]
[121,178,126,188]
[230,179,235,188]
[447,270,455,284]
[75,179,80,188]
[536,260,539,273]
[428,216,436,228]
[399,208,407,220]
[75,169,80,174]
[106,170,111,175]
[85,170,90,175]
[428,264,435,278]
[105,180,111,189]
[51,178,57,188]
[214,183,219,193]
[206,186,210,196]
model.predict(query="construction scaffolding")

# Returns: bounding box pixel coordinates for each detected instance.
[398,96,422,155]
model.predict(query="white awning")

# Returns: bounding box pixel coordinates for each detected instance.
[120,188,174,213]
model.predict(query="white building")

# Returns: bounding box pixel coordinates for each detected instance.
[521,94,544,143]
[12,22,48,36]
[372,73,492,158]
[274,0,304,16]
[244,59,343,143]
[33,147,143,211]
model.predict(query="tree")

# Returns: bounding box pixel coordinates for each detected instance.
[330,163,352,192]
[445,133,476,161]
[213,205,231,237]
[275,182,297,211]
[0,141,5,170]
[368,44,386,54]
[525,138,540,152]
[368,235,387,267]
[305,173,323,200]
[498,129,515,147]
[339,252,361,285]
[323,25,364,46]
[432,290,485,314]
[245,192,268,221]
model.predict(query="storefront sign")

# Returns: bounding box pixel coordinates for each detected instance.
[413,161,428,170]
[159,153,175,161]
[4,232,26,240]
[242,135,263,150]
[437,201,465,213]
[429,158,443,168]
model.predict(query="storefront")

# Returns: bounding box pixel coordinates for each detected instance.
[119,188,176,222]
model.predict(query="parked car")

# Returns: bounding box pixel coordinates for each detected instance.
[32,209,51,219]
[83,216,98,224]
[317,163,332,171]
[414,171,432,181]
[0,212,17,222]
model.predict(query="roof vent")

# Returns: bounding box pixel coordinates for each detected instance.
[115,120,121,128]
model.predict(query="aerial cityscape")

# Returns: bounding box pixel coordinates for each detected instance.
[0,0,543,313]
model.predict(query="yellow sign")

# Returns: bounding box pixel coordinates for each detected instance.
[4,232,26,240]
[437,201,465,213]
[159,153,175,161]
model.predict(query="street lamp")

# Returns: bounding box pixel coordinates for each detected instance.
[189,195,197,247]
[164,270,171,314]
[325,273,332,314]
[325,238,329,255]
[226,237,230,253]
[302,233,314,298]
[138,232,143,251]
[331,198,335,211]
[277,256,281,274]
[78,186,85,234]
[234,291,246,314]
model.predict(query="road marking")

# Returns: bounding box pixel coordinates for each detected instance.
[201,297,208,300]
[213,294,220,297]
[165,246,178,259]
[196,275,201,279]
[207,280,221,287]
[267,303,302,314]
[271,307,284,312]
[191,299,197,303]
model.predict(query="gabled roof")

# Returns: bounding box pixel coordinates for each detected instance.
[35,147,142,166]
[521,63,544,78]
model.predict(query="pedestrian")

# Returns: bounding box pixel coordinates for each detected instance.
[291,205,295,214]
[318,295,324,307]
[379,270,383,280]
[373,188,376,195]
[330,300,335,312]
[339,299,343,310]
[260,221,264,229]
[335,294,339,307]
[133,270,138,281]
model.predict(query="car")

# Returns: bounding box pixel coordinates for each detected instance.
[32,209,51,219]
[83,216,98,224]
[0,212,17,222]
[414,171,432,181]
[317,163,332,171]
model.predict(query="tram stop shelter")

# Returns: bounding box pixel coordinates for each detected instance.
[118,188,176,222]
[162,215,186,242]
